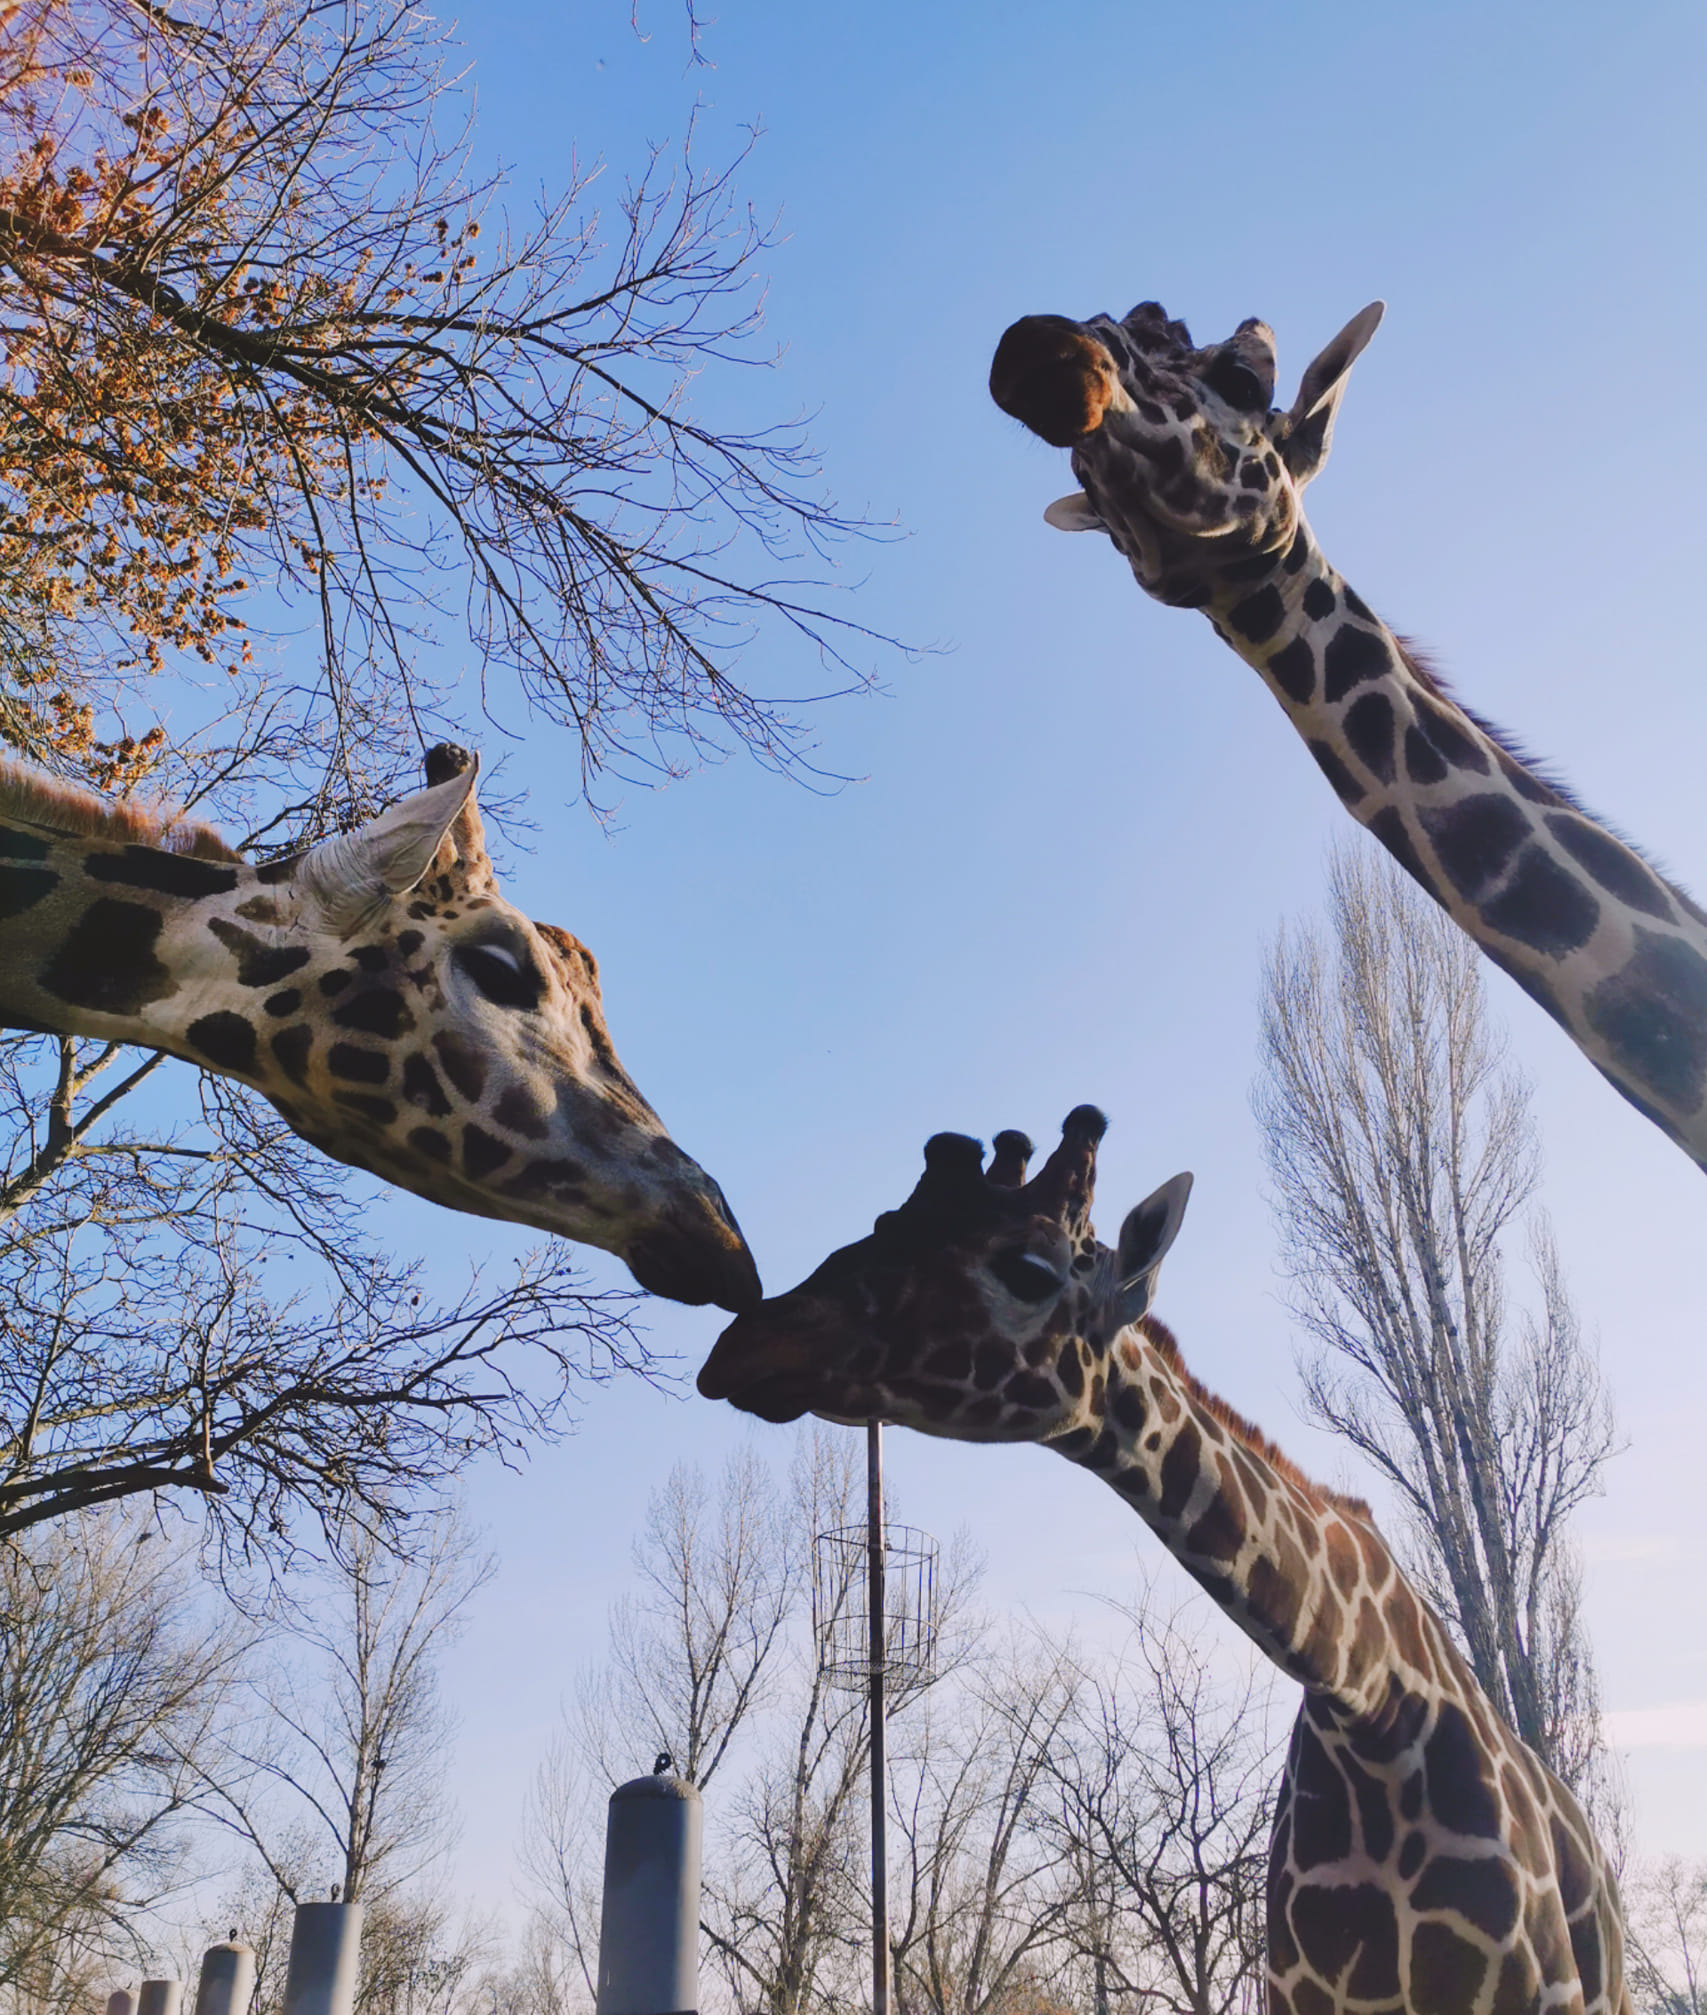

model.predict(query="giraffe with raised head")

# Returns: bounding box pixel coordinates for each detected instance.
[989,299,1707,1170]
[0,745,759,1309]
[698,1108,1628,2015]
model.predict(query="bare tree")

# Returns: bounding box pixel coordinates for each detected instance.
[887,1633,1080,2015]
[578,1449,792,1793]
[0,1044,648,1549]
[1626,1857,1707,2015]
[1048,1593,1275,2015]
[213,1508,491,1906]
[1255,844,1619,1797]
[0,0,890,816]
[0,1515,243,2006]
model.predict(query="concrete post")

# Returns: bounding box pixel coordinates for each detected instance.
[138,1982,183,2015]
[281,1902,364,2015]
[193,1942,257,2015]
[595,1767,702,2015]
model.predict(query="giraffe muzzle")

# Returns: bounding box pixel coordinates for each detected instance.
[990,315,1123,447]
[626,1178,763,1313]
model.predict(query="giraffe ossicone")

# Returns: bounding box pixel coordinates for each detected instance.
[0,747,759,1310]
[992,295,1707,1172]
[698,1109,1627,2015]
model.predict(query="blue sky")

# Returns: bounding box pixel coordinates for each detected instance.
[288,0,1707,1899]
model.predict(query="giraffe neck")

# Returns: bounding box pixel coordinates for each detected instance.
[1199,523,1707,1167]
[0,808,307,1089]
[1051,1314,1457,1731]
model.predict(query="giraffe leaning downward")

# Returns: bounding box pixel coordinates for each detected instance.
[698,1109,1627,2015]
[989,298,1707,1171]
[0,745,759,1310]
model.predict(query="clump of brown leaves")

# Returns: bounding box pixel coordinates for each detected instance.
[0,0,887,821]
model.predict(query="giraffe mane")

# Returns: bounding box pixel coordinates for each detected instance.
[1395,637,1707,927]
[1138,1313,1373,1520]
[0,758,242,863]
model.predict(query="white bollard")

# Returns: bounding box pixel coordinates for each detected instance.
[595,1767,702,2015]
[138,1983,183,2015]
[281,1903,363,2015]
[106,1993,134,2015]
[193,1942,256,2015]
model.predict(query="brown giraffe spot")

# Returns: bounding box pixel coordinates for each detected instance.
[973,1341,1009,1390]
[1343,1752,1395,1864]
[1184,1465,1246,1563]
[1006,1372,1057,1412]
[408,1126,451,1162]
[1491,1945,1541,2015]
[1111,1382,1145,1431]
[207,918,313,988]
[270,1025,312,1084]
[1383,1583,1432,1674]
[1288,1722,1352,1868]
[1409,1921,1489,2015]
[1355,1523,1392,1590]
[334,989,415,1038]
[329,1043,388,1085]
[923,1339,971,1380]
[1290,1882,1400,1999]
[333,1092,397,1126]
[264,989,302,1017]
[1425,1703,1502,1839]
[462,1125,510,1180]
[1550,1815,1594,1912]
[188,1012,258,1074]
[494,1084,552,1139]
[1154,1386,1181,1422]
[1297,1590,1346,1682]
[402,1054,452,1116]
[1397,1830,1426,1879]
[86,845,238,899]
[433,1028,487,1101]
[0,862,57,918]
[1324,1520,1361,1600]
[1412,1854,1520,1942]
[42,900,173,1013]
[1248,1545,1303,1642]
[1158,1422,1203,1518]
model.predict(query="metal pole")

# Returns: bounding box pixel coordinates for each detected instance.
[867,1419,888,2015]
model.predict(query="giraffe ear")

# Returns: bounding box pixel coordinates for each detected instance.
[1044,491,1106,533]
[296,759,481,938]
[1278,300,1385,486]
[1110,1172,1193,1328]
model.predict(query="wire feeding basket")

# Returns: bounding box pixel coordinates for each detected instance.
[812,1521,940,1690]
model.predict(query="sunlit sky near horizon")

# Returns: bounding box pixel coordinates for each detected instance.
[174,0,1707,1923]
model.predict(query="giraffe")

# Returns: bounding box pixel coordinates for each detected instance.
[0,745,759,1309]
[697,1108,1627,2015]
[989,298,1707,1172]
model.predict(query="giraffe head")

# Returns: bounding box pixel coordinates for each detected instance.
[697,1105,1190,1435]
[989,299,1384,605]
[167,746,759,1309]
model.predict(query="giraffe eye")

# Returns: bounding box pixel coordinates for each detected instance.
[455,940,545,1010]
[989,1250,1063,1304]
[1204,352,1268,413]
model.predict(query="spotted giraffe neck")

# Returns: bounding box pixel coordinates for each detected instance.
[1059,1309,1442,1724]
[1197,520,1707,1161]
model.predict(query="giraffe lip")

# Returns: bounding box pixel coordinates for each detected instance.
[697,1319,821,1419]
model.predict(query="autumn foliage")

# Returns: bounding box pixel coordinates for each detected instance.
[0,0,877,817]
